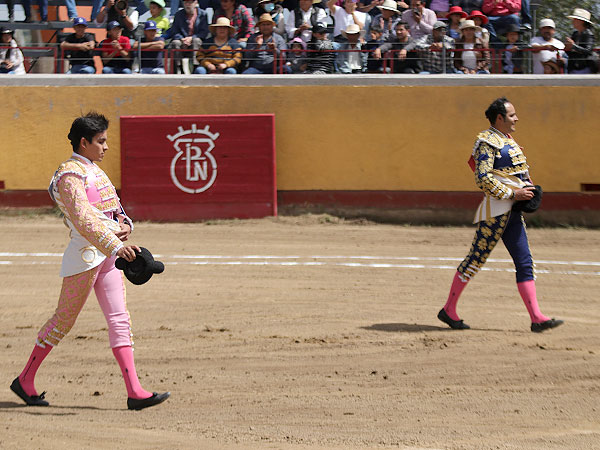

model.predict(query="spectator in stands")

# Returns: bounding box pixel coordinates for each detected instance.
[530,18,565,75]
[144,0,170,36]
[213,0,255,48]
[467,10,489,47]
[22,0,48,23]
[401,0,436,40]
[284,36,308,73]
[370,0,401,41]
[374,20,419,73]
[0,27,25,74]
[243,13,286,73]
[502,23,523,73]
[133,20,166,73]
[404,20,454,73]
[445,5,467,40]
[306,22,337,73]
[61,17,97,74]
[365,24,385,72]
[194,17,242,74]
[481,0,520,43]
[254,0,287,41]
[168,0,209,73]
[91,0,146,22]
[285,0,328,44]
[564,8,597,74]
[95,0,140,41]
[453,19,489,73]
[328,0,367,42]
[336,23,367,73]
[100,21,133,73]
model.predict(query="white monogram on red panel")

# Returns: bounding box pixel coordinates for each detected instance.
[167,124,220,194]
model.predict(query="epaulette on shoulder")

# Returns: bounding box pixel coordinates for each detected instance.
[55,159,87,179]
[475,129,505,150]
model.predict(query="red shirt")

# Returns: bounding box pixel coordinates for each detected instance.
[482,0,521,17]
[100,35,131,58]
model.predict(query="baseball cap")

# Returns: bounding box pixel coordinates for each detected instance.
[107,20,122,30]
[73,17,88,26]
[144,20,157,30]
[433,20,447,30]
[539,18,555,29]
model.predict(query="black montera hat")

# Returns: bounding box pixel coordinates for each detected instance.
[115,247,164,285]
[513,185,543,213]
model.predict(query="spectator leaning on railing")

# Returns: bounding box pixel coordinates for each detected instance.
[194,17,243,74]
[502,23,524,74]
[530,18,565,75]
[453,19,490,74]
[0,27,25,74]
[133,20,166,74]
[404,20,454,74]
[564,8,597,75]
[306,22,337,74]
[100,21,133,73]
[61,17,97,74]
[243,13,287,74]
[374,20,420,73]
[336,23,367,73]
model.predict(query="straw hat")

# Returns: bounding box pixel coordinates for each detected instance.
[209,17,235,34]
[377,0,398,13]
[459,19,479,31]
[567,8,593,24]
[257,13,275,25]
[341,23,365,38]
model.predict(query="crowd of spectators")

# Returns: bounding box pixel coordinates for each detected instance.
[0,0,598,74]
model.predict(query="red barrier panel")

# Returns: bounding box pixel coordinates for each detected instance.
[120,114,277,221]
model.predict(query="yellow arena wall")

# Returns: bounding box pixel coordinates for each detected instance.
[0,79,599,223]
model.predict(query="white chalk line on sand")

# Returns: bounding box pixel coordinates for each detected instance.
[1,252,600,276]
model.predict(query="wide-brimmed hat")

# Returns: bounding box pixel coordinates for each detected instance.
[257,0,280,4]
[341,23,364,38]
[144,0,166,8]
[467,10,488,25]
[567,8,593,24]
[539,18,555,29]
[115,247,165,285]
[446,6,467,19]
[257,13,275,25]
[377,0,398,13]
[459,19,479,31]
[209,16,235,34]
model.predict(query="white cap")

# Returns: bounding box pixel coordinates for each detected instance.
[539,18,555,29]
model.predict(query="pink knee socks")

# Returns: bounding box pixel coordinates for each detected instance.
[19,344,52,396]
[443,271,469,321]
[517,280,550,323]
[112,345,152,400]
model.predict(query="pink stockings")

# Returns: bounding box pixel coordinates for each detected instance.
[19,256,150,399]
[443,271,550,324]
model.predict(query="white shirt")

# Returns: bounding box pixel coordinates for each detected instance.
[331,6,366,37]
[530,36,565,74]
[461,42,477,70]
[285,7,328,42]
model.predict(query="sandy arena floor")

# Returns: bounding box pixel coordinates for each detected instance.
[0,214,599,450]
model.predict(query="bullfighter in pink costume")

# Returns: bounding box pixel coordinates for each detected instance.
[10,112,169,410]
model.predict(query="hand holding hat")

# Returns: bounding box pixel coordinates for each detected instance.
[115,247,165,285]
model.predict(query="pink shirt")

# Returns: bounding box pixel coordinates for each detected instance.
[482,0,521,17]
[400,7,437,40]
